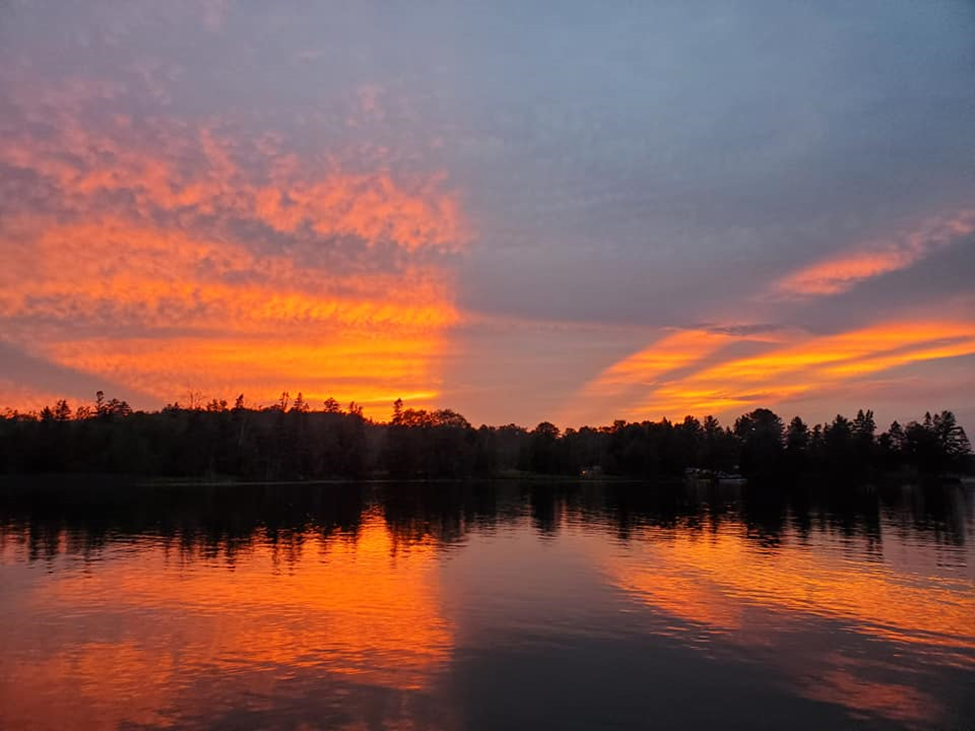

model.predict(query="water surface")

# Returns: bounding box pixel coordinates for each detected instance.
[1,480,973,729]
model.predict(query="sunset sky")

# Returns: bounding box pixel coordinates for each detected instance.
[1,0,973,429]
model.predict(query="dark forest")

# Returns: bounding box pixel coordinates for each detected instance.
[1,393,971,481]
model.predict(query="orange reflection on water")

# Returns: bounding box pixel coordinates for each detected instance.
[799,660,938,727]
[598,523,974,725]
[0,515,452,730]
[604,525,974,660]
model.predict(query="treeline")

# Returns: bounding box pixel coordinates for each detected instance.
[0,392,970,481]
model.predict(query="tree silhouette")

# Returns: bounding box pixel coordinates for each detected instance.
[53,400,71,422]
[734,408,784,478]
[0,393,970,480]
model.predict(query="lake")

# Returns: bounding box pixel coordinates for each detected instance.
[0,479,972,730]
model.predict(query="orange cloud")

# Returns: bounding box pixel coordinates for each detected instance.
[1,108,468,253]
[560,327,779,425]
[592,329,737,391]
[0,74,470,414]
[772,209,975,297]
[646,321,975,418]
[575,319,975,422]
[42,335,446,410]
[0,216,459,414]
[1,219,458,329]
[0,381,70,416]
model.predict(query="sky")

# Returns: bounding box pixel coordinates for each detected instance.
[1,0,973,430]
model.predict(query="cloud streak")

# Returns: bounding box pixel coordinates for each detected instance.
[570,320,975,424]
[771,210,975,297]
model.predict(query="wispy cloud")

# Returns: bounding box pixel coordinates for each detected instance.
[590,320,975,421]
[557,327,775,425]
[771,210,975,297]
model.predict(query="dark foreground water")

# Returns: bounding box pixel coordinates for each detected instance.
[0,480,972,730]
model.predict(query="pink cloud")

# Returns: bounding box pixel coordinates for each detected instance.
[772,209,975,297]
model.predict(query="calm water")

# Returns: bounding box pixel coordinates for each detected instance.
[0,480,973,730]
